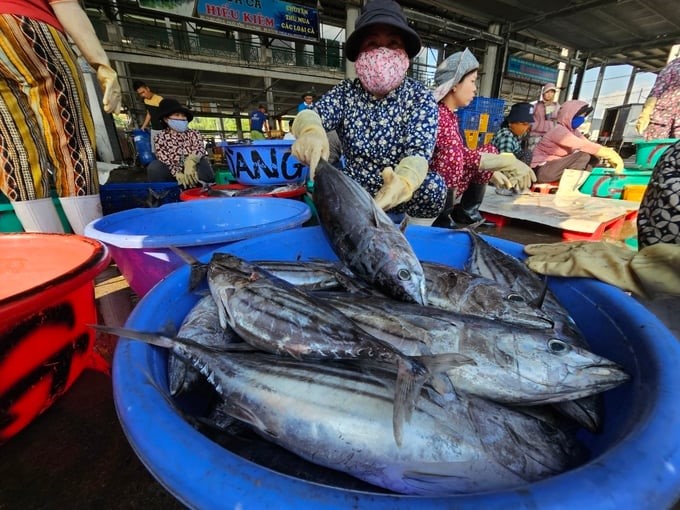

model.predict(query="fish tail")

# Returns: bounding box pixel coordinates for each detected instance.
[168,246,209,291]
[393,356,430,447]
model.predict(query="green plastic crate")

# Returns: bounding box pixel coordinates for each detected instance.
[580,167,652,199]
[215,168,235,184]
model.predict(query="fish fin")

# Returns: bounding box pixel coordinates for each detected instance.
[398,215,409,233]
[429,373,456,396]
[393,356,430,447]
[529,275,549,310]
[90,324,246,354]
[416,353,476,375]
[169,246,209,291]
[400,467,471,494]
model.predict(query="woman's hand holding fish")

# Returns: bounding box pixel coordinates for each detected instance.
[291,110,330,180]
[524,241,680,299]
[374,156,428,210]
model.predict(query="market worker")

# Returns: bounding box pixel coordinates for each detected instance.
[291,0,446,225]
[531,100,624,198]
[133,80,164,152]
[524,141,680,336]
[147,98,214,187]
[250,104,269,140]
[297,92,315,113]
[491,102,535,165]
[0,0,122,234]
[429,49,536,228]
[636,56,680,141]
[528,83,561,152]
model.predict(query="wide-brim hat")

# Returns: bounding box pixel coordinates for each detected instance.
[157,98,194,123]
[345,0,421,62]
[506,102,535,123]
[432,48,479,102]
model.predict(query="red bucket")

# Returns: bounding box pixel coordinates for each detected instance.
[180,183,307,201]
[0,233,110,444]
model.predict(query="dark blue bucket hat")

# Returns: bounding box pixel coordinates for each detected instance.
[345,0,421,62]
[506,102,535,123]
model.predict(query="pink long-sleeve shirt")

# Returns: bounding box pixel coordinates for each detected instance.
[430,103,496,196]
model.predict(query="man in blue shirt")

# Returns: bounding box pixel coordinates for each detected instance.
[297,93,314,113]
[250,104,269,140]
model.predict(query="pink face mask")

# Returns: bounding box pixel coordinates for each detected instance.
[354,47,410,97]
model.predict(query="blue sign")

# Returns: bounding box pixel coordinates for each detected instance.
[197,0,319,41]
[506,56,558,84]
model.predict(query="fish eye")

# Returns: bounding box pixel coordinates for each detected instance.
[397,268,411,281]
[548,338,570,354]
[506,293,526,302]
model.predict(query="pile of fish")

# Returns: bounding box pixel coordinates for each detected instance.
[102,161,631,496]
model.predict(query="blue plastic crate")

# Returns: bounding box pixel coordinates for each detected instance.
[99,182,181,215]
[457,110,481,130]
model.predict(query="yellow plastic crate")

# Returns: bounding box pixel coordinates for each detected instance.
[464,130,479,149]
[479,113,489,132]
[483,132,494,145]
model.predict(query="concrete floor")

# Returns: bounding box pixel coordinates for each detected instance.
[0,219,643,509]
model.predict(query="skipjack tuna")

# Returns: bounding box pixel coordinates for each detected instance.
[206,253,473,445]
[313,159,427,305]
[315,292,630,405]
[465,229,603,431]
[88,327,589,497]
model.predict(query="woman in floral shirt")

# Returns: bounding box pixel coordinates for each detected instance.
[430,49,535,228]
[291,0,446,225]
[147,98,214,187]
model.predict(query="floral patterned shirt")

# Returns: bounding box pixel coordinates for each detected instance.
[430,103,497,196]
[313,77,438,195]
[154,128,206,176]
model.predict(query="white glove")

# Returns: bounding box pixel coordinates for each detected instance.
[291,110,329,180]
[51,1,122,114]
[489,171,513,189]
[479,153,536,190]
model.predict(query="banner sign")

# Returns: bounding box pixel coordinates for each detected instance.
[138,0,319,42]
[506,56,558,84]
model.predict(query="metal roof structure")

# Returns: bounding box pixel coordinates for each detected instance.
[87,0,679,127]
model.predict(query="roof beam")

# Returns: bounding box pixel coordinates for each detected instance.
[508,0,622,33]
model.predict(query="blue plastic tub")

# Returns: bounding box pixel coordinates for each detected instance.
[222,140,309,186]
[113,226,680,509]
[84,197,310,296]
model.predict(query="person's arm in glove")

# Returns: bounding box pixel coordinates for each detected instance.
[51,1,122,114]
[524,241,680,299]
[489,171,513,189]
[636,97,657,135]
[373,156,428,211]
[176,154,201,187]
[291,110,329,180]
[479,153,537,190]
[595,146,624,174]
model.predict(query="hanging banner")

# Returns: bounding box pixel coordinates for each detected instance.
[137,0,319,42]
[506,56,559,84]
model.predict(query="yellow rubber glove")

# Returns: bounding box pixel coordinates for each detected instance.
[489,170,513,189]
[174,171,190,187]
[595,146,624,174]
[374,156,428,211]
[291,110,329,180]
[182,155,201,187]
[479,153,537,190]
[636,97,657,135]
[96,64,122,114]
[524,241,680,299]
[51,1,122,114]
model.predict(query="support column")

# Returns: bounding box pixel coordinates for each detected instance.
[478,23,500,98]
[345,5,360,79]
[81,61,122,163]
[570,53,588,100]
[556,47,572,101]
[589,60,607,117]
[623,66,638,104]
